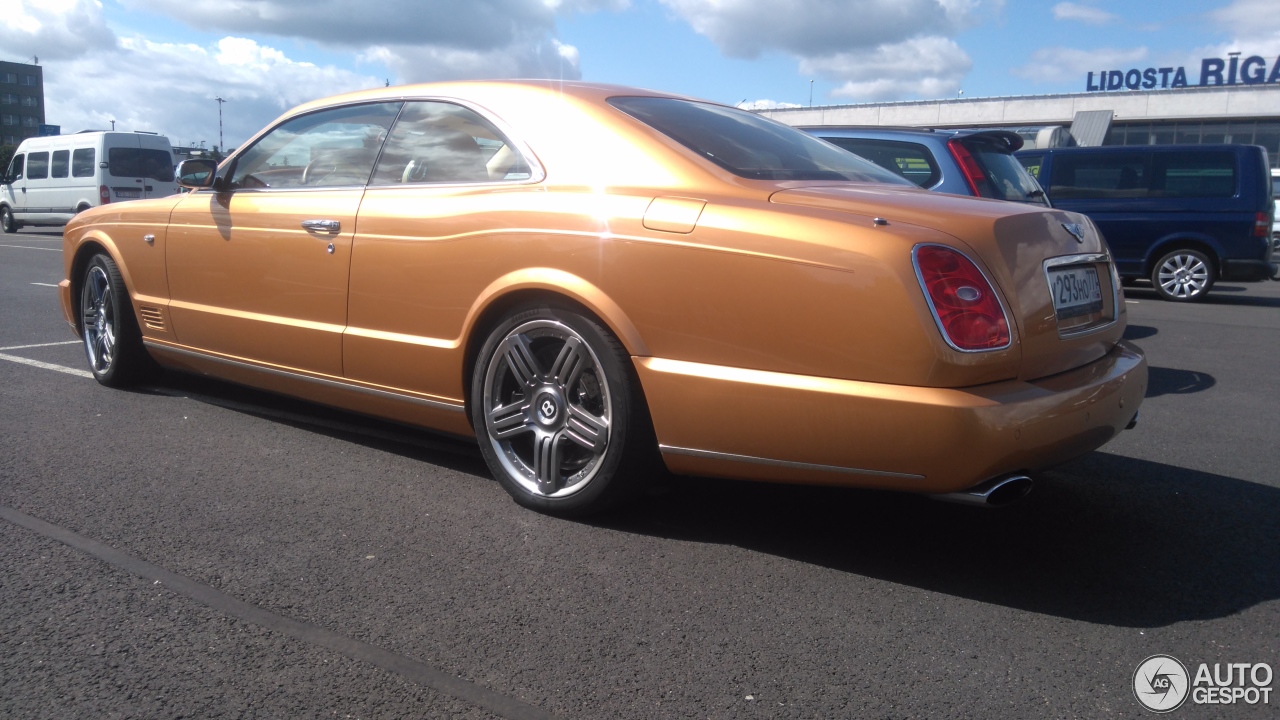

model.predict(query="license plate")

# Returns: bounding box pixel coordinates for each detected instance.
[114,188,141,199]
[1048,265,1103,320]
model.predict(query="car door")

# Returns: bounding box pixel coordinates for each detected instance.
[344,99,538,400]
[165,101,401,376]
[2,152,22,213]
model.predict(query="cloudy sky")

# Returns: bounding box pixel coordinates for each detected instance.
[1,0,1275,149]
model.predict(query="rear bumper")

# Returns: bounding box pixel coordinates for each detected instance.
[636,340,1147,494]
[1221,258,1278,282]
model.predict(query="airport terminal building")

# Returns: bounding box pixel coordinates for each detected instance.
[758,52,1280,157]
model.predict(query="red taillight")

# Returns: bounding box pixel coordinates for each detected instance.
[914,244,1011,351]
[1254,212,1269,237]
[99,185,110,205]
[946,139,986,197]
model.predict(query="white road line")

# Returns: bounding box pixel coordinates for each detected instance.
[0,244,61,252]
[0,352,92,378]
[30,282,59,287]
[1125,300,1139,304]
[0,340,80,351]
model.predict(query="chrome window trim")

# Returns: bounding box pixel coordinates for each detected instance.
[143,341,466,413]
[1042,252,1121,338]
[212,95,545,196]
[659,445,925,479]
[910,242,1015,354]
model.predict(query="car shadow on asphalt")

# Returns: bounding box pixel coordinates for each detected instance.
[1146,367,1216,397]
[128,370,489,477]
[1123,286,1280,307]
[599,451,1280,628]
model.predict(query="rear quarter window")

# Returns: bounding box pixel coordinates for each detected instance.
[821,137,941,187]
[72,148,95,178]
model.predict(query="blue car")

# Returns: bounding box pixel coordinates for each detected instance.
[801,127,1050,206]
[1017,144,1277,302]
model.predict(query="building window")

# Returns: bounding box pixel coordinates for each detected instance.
[1,114,17,126]
[2,135,19,145]
[20,96,37,108]
[21,116,38,127]
[0,94,15,105]
[19,75,38,87]
[0,73,16,84]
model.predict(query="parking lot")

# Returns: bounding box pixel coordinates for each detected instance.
[1,227,1277,718]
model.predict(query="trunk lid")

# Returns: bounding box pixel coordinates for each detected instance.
[771,185,1125,381]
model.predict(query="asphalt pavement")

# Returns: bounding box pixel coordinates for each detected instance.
[2,226,1277,719]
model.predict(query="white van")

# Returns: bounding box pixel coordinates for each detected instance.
[1,131,178,232]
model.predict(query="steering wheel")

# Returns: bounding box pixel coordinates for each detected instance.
[301,159,338,186]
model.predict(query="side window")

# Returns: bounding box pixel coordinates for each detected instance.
[229,102,401,190]
[51,150,70,179]
[1153,151,1236,198]
[1049,153,1150,200]
[821,137,941,188]
[27,151,49,180]
[1017,154,1043,180]
[370,101,533,186]
[72,148,96,178]
[5,153,21,181]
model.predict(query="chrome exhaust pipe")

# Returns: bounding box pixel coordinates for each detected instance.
[931,473,1033,508]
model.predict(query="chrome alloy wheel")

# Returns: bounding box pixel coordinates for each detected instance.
[1156,253,1210,299]
[81,265,117,374]
[482,319,611,498]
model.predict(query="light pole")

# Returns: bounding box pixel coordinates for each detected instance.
[109,119,115,131]
[215,97,226,153]
[809,79,814,107]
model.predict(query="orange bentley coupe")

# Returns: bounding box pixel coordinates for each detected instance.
[59,81,1147,515]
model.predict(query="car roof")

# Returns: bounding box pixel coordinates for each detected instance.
[801,126,1024,151]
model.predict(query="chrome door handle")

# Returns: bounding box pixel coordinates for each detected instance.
[301,219,340,233]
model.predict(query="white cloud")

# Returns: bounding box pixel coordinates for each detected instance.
[0,0,115,60]
[656,0,991,102]
[1207,0,1280,58]
[658,0,981,58]
[806,37,972,101]
[45,35,380,148]
[739,99,802,110]
[1051,2,1116,25]
[120,0,605,83]
[1012,46,1149,84]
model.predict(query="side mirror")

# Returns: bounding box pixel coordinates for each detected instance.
[176,159,218,190]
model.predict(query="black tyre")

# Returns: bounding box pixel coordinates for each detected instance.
[1151,248,1214,302]
[79,253,154,387]
[0,205,15,233]
[470,303,655,516]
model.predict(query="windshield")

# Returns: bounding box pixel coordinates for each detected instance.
[109,148,174,183]
[609,96,912,184]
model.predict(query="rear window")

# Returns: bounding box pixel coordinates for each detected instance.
[960,138,1048,205]
[1049,151,1237,200]
[72,148,95,178]
[821,137,941,188]
[609,96,911,184]
[108,148,174,183]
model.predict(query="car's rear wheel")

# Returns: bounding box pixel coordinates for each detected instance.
[80,253,153,387]
[471,304,653,516]
[1151,248,1214,302]
[1,205,15,233]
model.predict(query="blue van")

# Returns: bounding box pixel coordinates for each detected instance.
[1016,145,1277,301]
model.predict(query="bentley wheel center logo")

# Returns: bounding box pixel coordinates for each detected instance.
[1134,655,1190,713]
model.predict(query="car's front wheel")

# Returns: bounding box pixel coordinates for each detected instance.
[471,304,654,516]
[80,253,153,386]
[1151,248,1214,302]
[0,205,16,233]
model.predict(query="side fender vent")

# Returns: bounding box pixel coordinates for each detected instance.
[138,306,165,331]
